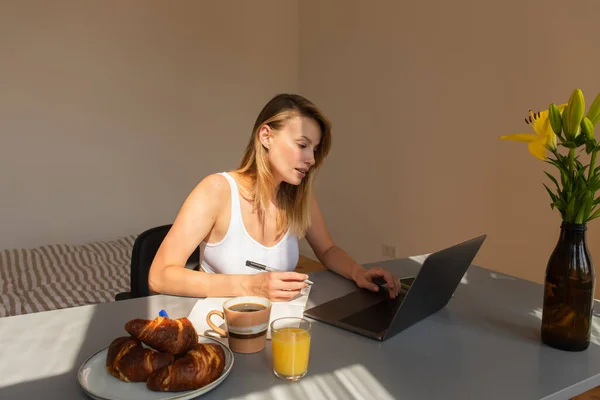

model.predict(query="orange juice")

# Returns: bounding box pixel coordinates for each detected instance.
[271,327,311,377]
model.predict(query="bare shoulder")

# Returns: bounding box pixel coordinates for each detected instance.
[191,173,230,199]
[182,173,231,215]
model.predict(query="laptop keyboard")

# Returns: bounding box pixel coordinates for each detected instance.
[340,292,406,334]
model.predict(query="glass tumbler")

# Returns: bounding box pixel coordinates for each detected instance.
[270,317,312,381]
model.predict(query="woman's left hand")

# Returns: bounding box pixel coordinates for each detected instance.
[353,266,401,299]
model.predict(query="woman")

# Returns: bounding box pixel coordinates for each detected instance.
[148,93,401,301]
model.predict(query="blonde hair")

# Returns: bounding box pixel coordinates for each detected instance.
[234,94,332,238]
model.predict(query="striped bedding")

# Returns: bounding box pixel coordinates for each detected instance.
[0,235,136,318]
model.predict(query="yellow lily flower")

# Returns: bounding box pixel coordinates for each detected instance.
[499,104,566,160]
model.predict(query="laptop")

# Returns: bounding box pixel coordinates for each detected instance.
[303,234,487,341]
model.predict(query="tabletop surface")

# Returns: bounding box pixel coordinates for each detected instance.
[1,257,600,400]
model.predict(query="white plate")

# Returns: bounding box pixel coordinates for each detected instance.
[78,336,234,400]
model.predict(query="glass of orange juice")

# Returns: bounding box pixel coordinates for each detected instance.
[270,317,312,381]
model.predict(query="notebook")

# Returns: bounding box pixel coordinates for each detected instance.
[187,287,311,345]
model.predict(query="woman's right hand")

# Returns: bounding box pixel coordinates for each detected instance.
[249,272,310,301]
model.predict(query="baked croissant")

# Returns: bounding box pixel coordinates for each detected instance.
[146,343,226,392]
[105,336,174,382]
[125,316,198,356]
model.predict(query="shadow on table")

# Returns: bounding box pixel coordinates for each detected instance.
[0,372,75,399]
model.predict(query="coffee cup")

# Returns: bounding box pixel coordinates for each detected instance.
[206,296,272,354]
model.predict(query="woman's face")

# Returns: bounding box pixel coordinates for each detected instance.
[261,116,322,186]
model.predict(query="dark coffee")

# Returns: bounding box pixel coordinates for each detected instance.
[229,303,266,313]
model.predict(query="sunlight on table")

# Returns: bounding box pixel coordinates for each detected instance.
[231,364,395,400]
[0,309,93,387]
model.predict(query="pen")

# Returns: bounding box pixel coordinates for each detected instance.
[245,260,314,286]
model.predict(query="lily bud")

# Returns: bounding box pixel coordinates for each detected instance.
[545,131,557,151]
[548,103,563,136]
[564,88,585,139]
[581,117,595,140]
[586,92,600,126]
[562,105,570,138]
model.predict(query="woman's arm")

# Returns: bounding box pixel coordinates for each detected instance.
[148,174,248,297]
[304,194,400,298]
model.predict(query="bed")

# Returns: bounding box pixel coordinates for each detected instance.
[0,235,136,318]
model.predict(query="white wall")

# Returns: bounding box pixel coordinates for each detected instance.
[298,0,600,293]
[0,0,299,250]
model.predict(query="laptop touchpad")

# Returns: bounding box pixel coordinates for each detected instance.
[340,294,404,334]
[307,289,386,320]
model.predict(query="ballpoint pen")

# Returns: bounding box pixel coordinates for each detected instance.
[245,260,314,285]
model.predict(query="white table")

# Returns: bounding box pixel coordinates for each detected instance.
[1,258,600,399]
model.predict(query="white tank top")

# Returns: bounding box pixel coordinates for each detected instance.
[199,172,299,275]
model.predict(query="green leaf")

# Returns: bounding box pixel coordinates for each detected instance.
[559,188,569,205]
[543,184,558,203]
[555,197,567,211]
[589,176,600,191]
[594,197,600,206]
[586,193,595,219]
[558,152,569,163]
[559,166,572,191]
[544,171,561,191]
[561,140,579,148]
[575,169,587,185]
[546,158,569,174]
[586,141,596,154]
[575,135,588,147]
[580,191,594,222]
[587,208,600,222]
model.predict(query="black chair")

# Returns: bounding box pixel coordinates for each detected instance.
[115,224,200,301]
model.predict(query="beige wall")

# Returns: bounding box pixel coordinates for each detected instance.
[2,0,599,295]
[298,0,600,293]
[0,0,299,250]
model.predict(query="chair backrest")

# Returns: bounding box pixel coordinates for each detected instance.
[130,224,200,297]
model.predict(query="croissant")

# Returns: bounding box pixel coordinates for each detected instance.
[146,343,226,392]
[105,336,174,382]
[125,316,198,356]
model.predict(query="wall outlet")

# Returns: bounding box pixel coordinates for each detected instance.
[382,244,397,258]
